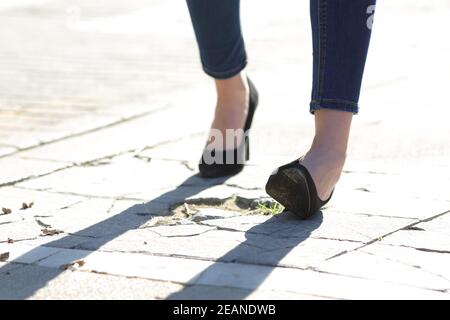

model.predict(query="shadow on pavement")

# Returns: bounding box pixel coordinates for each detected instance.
[0,174,227,299]
[168,211,323,299]
[0,174,322,299]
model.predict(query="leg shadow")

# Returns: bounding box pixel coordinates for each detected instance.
[0,174,229,299]
[168,211,323,299]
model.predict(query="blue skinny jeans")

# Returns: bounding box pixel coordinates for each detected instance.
[186,0,376,114]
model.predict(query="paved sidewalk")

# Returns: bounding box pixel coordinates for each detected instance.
[1,0,450,299]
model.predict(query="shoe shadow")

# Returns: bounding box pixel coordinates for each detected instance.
[0,174,229,299]
[167,211,323,299]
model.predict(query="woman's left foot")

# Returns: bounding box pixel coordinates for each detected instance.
[265,149,345,219]
[300,148,345,201]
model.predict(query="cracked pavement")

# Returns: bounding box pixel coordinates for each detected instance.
[1,0,450,299]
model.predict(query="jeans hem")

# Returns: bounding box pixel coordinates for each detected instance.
[310,99,359,115]
[202,61,247,80]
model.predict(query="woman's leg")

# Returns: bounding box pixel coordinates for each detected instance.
[186,0,249,150]
[304,0,376,200]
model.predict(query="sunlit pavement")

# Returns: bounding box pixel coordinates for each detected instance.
[0,0,449,299]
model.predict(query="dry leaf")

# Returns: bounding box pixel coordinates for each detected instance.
[60,260,85,271]
[0,252,9,262]
[41,228,63,236]
[20,202,34,210]
[2,208,12,215]
[7,238,14,244]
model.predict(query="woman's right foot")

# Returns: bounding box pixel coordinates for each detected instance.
[210,73,250,143]
[199,73,258,178]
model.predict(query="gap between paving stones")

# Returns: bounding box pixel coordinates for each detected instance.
[310,245,450,293]
[0,104,175,160]
[0,133,203,189]
[321,210,450,262]
[305,265,449,294]
[358,249,450,286]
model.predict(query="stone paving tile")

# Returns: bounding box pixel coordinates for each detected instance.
[0,264,184,300]
[328,188,450,220]
[0,243,61,264]
[35,248,213,284]
[194,210,416,244]
[338,169,450,202]
[139,134,206,163]
[193,261,449,300]
[0,146,17,157]
[0,262,23,276]
[1,195,162,244]
[377,213,450,253]
[169,285,331,300]
[0,156,69,186]
[16,155,197,198]
[14,234,94,250]
[20,198,164,240]
[14,104,208,164]
[313,244,450,292]
[0,264,61,300]
[0,186,83,222]
[360,243,450,284]
[0,220,48,243]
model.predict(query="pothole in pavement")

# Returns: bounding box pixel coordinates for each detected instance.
[140,195,284,228]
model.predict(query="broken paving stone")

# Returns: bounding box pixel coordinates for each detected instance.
[191,208,241,223]
[183,203,198,216]
[0,252,9,262]
[60,260,86,271]
[2,208,12,215]
[20,202,34,210]
[145,196,281,228]
[41,228,64,236]
[171,195,278,219]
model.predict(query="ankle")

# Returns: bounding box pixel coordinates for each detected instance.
[215,73,249,106]
[304,147,347,169]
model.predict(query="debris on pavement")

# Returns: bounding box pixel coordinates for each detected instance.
[41,228,64,236]
[1,208,12,215]
[60,260,85,271]
[20,202,34,210]
[0,252,10,262]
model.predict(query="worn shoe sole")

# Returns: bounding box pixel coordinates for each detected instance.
[265,168,311,219]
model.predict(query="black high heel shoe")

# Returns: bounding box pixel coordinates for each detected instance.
[265,160,334,219]
[198,77,259,178]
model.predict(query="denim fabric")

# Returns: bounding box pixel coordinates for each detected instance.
[186,0,376,114]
